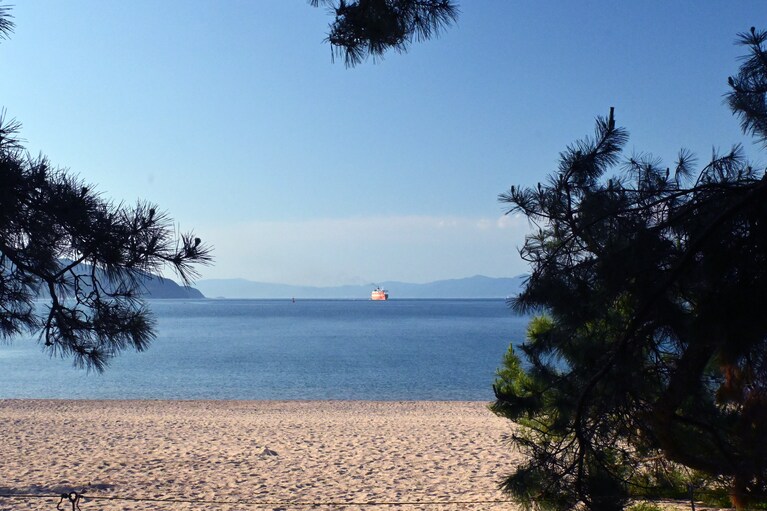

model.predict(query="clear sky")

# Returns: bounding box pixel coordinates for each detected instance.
[1,1,764,286]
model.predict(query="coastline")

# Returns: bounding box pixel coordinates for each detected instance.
[0,399,520,510]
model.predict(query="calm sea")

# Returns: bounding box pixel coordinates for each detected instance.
[0,299,529,401]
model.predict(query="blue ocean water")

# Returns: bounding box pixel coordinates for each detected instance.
[0,299,529,400]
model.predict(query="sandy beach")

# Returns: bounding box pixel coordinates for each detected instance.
[0,400,521,510]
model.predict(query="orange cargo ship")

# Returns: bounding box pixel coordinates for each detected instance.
[371,287,389,301]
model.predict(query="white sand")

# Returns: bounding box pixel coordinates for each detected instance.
[0,400,522,510]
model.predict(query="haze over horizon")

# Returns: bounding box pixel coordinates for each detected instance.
[2,1,764,286]
[197,272,526,286]
[192,274,527,300]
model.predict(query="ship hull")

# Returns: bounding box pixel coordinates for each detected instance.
[371,290,388,300]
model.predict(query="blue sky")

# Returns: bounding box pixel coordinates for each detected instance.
[1,1,764,286]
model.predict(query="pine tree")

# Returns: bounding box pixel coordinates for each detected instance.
[493,28,767,510]
[310,0,458,66]
[0,5,211,371]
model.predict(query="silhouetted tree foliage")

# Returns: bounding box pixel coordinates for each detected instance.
[0,8,212,371]
[309,0,458,66]
[493,28,767,511]
[0,2,12,40]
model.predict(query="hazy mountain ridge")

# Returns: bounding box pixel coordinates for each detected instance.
[38,260,206,299]
[196,275,527,299]
[138,275,205,299]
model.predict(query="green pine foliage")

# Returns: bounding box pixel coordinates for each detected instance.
[493,28,767,510]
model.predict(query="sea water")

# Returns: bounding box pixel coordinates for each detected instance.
[0,299,529,401]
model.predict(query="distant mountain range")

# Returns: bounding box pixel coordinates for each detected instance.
[37,260,205,299]
[139,276,205,299]
[33,264,526,300]
[195,275,527,299]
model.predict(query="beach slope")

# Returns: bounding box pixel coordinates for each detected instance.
[0,400,520,510]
